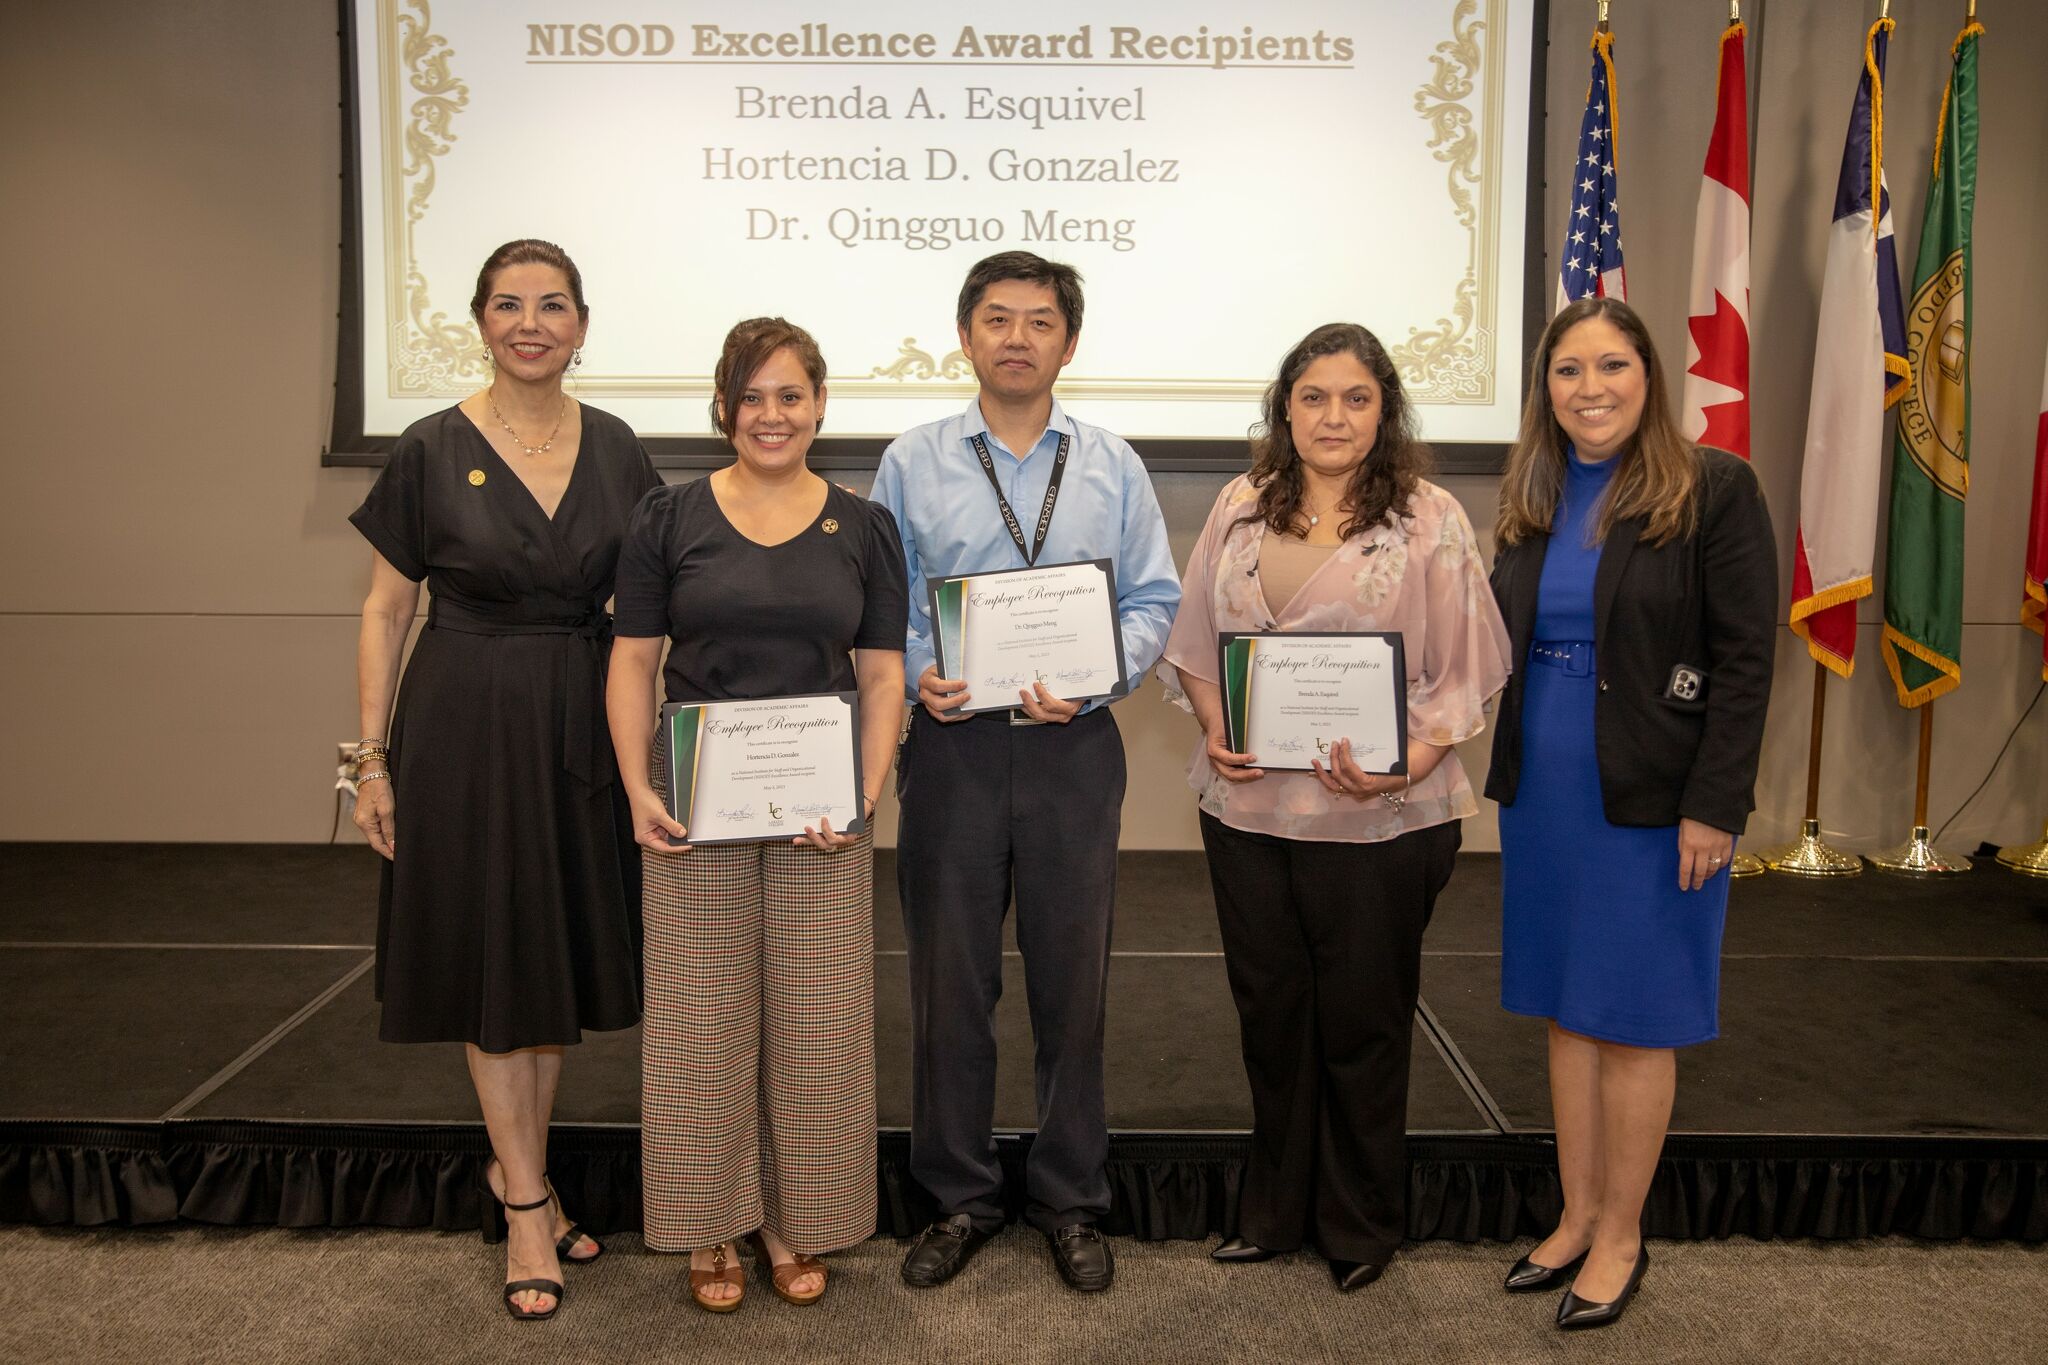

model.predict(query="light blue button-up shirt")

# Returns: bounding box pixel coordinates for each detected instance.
[871,398,1181,709]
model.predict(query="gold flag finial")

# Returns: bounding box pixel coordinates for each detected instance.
[1597,0,1611,29]
[1730,0,1740,20]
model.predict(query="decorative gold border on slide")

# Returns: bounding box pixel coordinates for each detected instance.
[381,0,483,397]
[379,0,1500,406]
[1389,0,1503,404]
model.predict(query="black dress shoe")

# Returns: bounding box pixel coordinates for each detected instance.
[1556,1245,1648,1330]
[1327,1258,1388,1292]
[1210,1237,1280,1264]
[1504,1248,1587,1293]
[1046,1223,1115,1292]
[901,1213,996,1288]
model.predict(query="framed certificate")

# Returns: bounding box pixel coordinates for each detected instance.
[1218,632,1409,775]
[927,559,1129,713]
[657,693,865,845]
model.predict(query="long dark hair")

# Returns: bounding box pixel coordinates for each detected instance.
[1497,297,1699,547]
[1233,323,1429,541]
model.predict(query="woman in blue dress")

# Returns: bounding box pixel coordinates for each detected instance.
[1486,298,1776,1330]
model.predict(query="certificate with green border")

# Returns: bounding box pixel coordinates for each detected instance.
[928,559,1128,713]
[1218,632,1408,774]
[657,692,865,845]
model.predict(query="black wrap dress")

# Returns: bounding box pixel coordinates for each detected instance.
[349,404,661,1051]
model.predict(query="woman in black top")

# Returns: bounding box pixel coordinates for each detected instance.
[607,318,908,1312]
[351,240,657,1321]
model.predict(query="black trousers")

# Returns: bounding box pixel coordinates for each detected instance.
[896,707,1126,1233]
[1199,810,1461,1262]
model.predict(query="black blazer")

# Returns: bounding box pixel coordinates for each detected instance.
[1486,448,1777,834]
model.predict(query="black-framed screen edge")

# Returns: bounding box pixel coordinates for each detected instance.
[323,0,1547,478]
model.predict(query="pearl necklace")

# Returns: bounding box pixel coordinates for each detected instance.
[487,388,567,457]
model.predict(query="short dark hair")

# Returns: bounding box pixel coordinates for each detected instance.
[954,251,1084,336]
[470,239,587,322]
[710,317,828,440]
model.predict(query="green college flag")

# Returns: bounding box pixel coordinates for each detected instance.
[1881,21,1983,707]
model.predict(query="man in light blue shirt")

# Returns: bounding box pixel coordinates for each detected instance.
[873,252,1179,1294]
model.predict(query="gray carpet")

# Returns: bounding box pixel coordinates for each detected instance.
[9,1226,2043,1364]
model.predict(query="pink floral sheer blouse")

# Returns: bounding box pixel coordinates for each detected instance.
[1157,474,1512,843]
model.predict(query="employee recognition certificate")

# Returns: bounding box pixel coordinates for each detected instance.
[928,559,1129,713]
[1218,632,1408,774]
[658,693,865,845]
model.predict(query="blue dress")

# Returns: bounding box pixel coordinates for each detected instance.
[1498,450,1730,1047]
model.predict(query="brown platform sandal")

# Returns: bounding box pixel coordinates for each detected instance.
[690,1242,745,1313]
[746,1230,828,1306]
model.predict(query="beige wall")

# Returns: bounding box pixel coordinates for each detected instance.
[3,3,2043,852]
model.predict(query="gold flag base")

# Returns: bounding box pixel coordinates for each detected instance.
[1995,821,2048,878]
[1870,825,1971,876]
[1756,819,1863,877]
[1729,851,1766,878]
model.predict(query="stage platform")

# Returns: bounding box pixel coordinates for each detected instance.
[3,844,2043,1242]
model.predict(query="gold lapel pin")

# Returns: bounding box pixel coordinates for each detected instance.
[467,469,486,486]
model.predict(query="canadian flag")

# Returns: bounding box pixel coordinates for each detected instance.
[1681,20,1751,460]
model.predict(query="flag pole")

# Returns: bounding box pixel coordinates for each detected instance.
[1758,662,1864,875]
[1871,703,1971,874]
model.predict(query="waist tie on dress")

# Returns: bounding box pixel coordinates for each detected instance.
[427,596,616,789]
[1528,640,1594,678]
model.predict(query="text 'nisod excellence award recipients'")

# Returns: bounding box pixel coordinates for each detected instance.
[872,252,1181,1295]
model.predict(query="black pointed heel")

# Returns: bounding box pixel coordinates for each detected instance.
[1556,1245,1648,1330]
[1210,1237,1280,1264]
[1505,1248,1586,1293]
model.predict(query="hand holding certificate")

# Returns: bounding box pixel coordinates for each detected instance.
[928,559,1129,714]
[1219,633,1408,774]
[659,693,865,846]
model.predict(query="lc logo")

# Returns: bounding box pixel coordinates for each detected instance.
[768,802,784,820]
[1034,669,1048,684]
[1315,738,1331,755]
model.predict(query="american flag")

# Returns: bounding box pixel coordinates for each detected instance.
[1558,30,1626,307]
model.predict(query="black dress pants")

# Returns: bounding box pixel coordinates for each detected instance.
[1199,810,1461,1263]
[896,707,1126,1233]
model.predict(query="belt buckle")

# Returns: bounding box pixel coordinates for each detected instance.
[1008,711,1045,727]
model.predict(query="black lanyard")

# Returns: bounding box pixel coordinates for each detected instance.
[969,431,1069,567]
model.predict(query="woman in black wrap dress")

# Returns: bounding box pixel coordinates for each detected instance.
[350,240,658,1321]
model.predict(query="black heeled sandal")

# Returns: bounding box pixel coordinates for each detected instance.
[480,1159,601,1264]
[546,1176,603,1265]
[498,1191,565,1322]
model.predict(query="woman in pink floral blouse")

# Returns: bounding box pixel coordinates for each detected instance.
[1158,323,1511,1291]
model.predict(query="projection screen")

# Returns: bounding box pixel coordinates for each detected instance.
[330,0,1544,468]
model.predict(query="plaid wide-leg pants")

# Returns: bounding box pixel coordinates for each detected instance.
[640,830,878,1255]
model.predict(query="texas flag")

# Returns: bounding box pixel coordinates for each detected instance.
[1681,20,1751,460]
[1788,16,1910,677]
